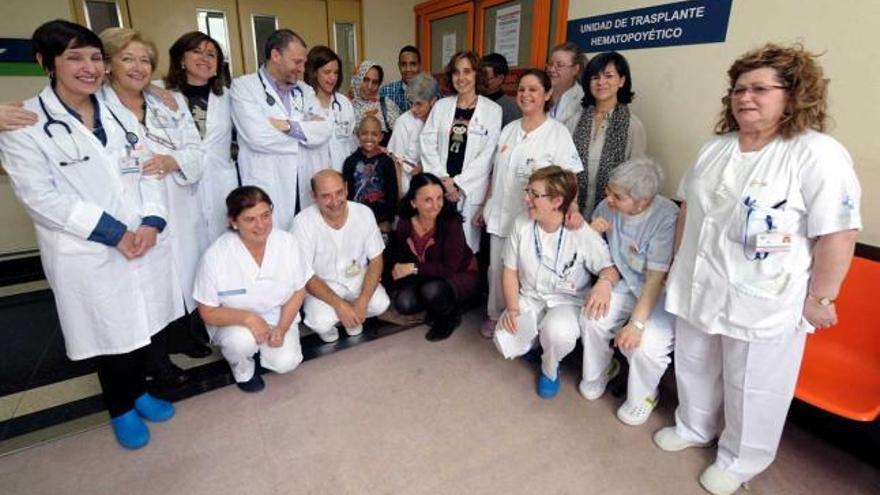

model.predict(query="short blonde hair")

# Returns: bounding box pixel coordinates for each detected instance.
[99,28,158,71]
[528,165,578,213]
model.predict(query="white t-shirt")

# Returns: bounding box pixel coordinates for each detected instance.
[484,118,583,238]
[192,229,313,337]
[290,202,385,294]
[503,213,614,307]
[666,131,862,341]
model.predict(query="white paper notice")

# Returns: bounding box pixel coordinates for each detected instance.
[494,4,521,65]
[442,33,457,65]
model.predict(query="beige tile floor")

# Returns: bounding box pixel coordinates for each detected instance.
[0,311,877,495]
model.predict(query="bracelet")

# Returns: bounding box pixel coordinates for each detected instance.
[629,319,646,331]
[597,275,614,286]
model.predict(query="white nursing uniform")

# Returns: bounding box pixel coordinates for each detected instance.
[297,92,357,210]
[581,196,678,406]
[0,86,182,360]
[666,131,862,482]
[483,117,583,320]
[494,214,614,379]
[420,95,502,252]
[549,84,584,134]
[193,229,311,382]
[386,109,424,195]
[291,202,390,338]
[231,72,332,229]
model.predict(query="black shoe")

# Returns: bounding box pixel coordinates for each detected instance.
[425,313,461,342]
[236,372,265,393]
[147,363,191,388]
[180,343,212,359]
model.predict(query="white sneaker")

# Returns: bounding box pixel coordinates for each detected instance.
[317,327,340,343]
[345,325,363,336]
[652,426,714,452]
[616,397,658,426]
[578,358,621,401]
[699,463,742,495]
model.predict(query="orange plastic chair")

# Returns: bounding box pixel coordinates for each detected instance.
[795,256,880,421]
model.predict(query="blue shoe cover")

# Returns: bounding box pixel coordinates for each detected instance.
[134,392,175,422]
[111,410,150,450]
[537,372,561,399]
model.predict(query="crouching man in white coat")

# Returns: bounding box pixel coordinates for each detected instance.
[494,166,618,399]
[292,170,390,342]
[579,158,678,426]
[194,186,309,393]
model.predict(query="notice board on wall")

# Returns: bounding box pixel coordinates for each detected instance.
[566,0,732,53]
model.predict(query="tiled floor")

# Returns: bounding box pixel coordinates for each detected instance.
[0,311,877,495]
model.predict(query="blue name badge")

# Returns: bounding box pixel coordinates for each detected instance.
[218,288,247,296]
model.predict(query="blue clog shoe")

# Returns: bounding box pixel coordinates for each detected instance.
[134,392,175,422]
[111,410,150,450]
[537,372,561,399]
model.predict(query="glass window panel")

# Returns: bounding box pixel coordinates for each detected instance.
[197,10,234,75]
[482,0,534,68]
[252,15,278,67]
[333,22,357,93]
[84,0,122,33]
[430,13,468,74]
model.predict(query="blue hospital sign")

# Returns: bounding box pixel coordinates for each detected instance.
[566,0,733,53]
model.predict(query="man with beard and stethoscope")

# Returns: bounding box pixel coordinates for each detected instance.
[230,29,332,229]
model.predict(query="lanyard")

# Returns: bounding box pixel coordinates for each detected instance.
[742,196,775,261]
[533,221,567,278]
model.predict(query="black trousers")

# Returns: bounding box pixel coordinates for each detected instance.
[94,344,150,418]
[392,276,456,319]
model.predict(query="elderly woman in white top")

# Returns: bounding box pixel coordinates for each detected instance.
[572,51,647,219]
[420,50,502,252]
[386,73,438,197]
[100,27,206,385]
[479,69,582,337]
[494,166,619,399]
[546,42,586,133]
[653,44,861,495]
[580,157,678,427]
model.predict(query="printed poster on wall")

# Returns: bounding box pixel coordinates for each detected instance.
[442,33,457,66]
[494,4,521,65]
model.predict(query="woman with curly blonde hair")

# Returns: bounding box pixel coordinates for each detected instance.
[653,43,862,495]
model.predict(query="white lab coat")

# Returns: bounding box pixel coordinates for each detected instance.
[386,109,424,195]
[549,84,584,134]
[297,91,357,210]
[0,86,183,360]
[101,86,204,311]
[420,95,502,251]
[188,89,238,248]
[230,71,332,229]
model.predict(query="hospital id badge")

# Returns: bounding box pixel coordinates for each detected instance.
[118,153,141,175]
[345,260,363,278]
[335,121,351,137]
[555,278,578,295]
[755,232,793,254]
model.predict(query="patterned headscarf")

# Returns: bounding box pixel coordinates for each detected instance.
[350,60,399,132]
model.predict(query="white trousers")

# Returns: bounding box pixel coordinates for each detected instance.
[212,324,303,383]
[672,318,807,482]
[580,290,674,404]
[303,284,390,338]
[486,234,506,320]
[494,295,581,380]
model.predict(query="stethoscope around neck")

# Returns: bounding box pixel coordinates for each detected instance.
[38,95,139,166]
[257,68,304,111]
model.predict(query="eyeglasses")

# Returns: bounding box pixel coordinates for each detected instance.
[728,84,788,98]
[524,188,553,199]
[545,62,576,71]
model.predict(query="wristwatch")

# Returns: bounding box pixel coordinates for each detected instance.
[630,319,646,331]
[412,266,419,276]
[809,293,835,306]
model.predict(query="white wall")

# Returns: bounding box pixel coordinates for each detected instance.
[0,0,69,255]
[568,0,880,245]
[361,0,420,81]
